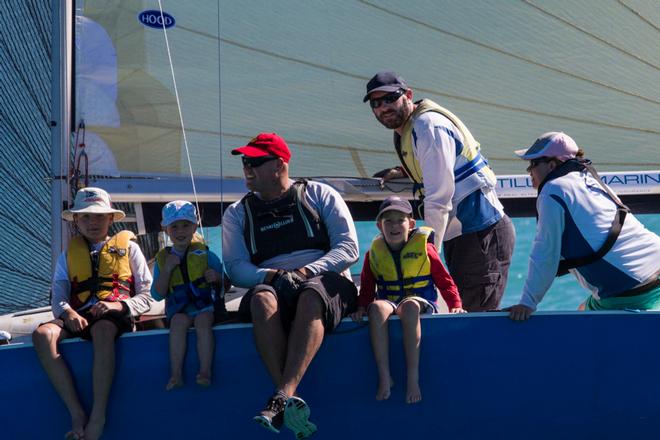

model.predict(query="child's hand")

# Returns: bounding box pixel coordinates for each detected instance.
[449,307,466,314]
[204,269,220,283]
[350,307,366,322]
[63,309,88,333]
[90,300,123,317]
[163,253,181,272]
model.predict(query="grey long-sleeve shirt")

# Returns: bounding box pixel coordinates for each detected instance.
[222,179,359,287]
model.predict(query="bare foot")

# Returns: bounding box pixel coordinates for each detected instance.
[84,415,105,440]
[376,377,394,401]
[165,376,184,391]
[65,410,87,439]
[406,380,422,404]
[196,372,211,387]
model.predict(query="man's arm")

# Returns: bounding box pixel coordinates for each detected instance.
[412,114,457,247]
[300,182,359,276]
[222,201,271,287]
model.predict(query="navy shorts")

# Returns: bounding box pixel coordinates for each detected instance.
[238,271,357,333]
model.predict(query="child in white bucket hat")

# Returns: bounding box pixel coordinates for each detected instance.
[32,187,153,440]
[152,200,224,390]
[62,187,126,221]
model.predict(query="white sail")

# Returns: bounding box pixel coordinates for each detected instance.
[71,0,659,181]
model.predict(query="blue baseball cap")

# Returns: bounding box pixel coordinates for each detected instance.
[161,200,197,227]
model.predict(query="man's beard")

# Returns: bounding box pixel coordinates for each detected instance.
[376,107,406,129]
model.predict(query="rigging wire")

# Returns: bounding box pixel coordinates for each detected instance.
[218,36,660,135]
[157,0,205,239]
[356,0,660,107]
[217,1,224,245]
[522,0,660,72]
[617,0,660,33]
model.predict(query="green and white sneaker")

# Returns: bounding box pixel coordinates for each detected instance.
[284,396,317,439]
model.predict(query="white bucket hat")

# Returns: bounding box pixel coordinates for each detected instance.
[62,187,125,222]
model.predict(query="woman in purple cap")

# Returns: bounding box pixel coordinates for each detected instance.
[507,132,660,320]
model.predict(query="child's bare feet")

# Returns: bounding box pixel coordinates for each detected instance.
[84,415,105,440]
[196,372,211,387]
[376,377,394,401]
[65,409,87,439]
[406,380,422,404]
[165,376,184,391]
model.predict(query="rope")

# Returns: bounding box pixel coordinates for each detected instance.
[156,1,205,238]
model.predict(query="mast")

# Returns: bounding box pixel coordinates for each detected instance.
[50,0,73,270]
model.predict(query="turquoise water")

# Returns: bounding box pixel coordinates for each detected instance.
[204,214,660,311]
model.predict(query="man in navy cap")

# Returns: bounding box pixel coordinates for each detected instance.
[364,70,515,312]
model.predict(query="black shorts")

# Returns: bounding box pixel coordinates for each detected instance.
[238,271,357,333]
[45,309,134,341]
[444,215,515,312]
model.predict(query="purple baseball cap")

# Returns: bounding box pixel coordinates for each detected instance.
[376,196,413,220]
[515,132,579,161]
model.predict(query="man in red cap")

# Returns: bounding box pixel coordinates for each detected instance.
[222,133,359,438]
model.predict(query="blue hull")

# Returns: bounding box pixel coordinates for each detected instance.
[2,312,659,439]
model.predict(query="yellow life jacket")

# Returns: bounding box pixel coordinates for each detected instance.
[155,242,214,317]
[368,226,437,303]
[398,99,496,202]
[67,230,135,310]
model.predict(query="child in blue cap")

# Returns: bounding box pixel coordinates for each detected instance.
[152,200,224,389]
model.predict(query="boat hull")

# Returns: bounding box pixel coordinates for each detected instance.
[1,312,659,439]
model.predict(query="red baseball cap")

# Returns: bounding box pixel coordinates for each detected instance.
[231,133,291,163]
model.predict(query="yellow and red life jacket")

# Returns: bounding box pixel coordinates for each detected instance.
[67,230,135,311]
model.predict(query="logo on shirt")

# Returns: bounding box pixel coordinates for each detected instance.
[260,218,294,232]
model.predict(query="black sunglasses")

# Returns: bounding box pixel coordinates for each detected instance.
[241,155,279,168]
[528,157,553,169]
[369,89,405,109]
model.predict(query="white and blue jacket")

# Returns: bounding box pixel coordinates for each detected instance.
[395,99,504,243]
[520,169,660,310]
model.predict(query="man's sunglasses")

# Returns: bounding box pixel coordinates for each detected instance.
[241,155,279,168]
[369,89,405,109]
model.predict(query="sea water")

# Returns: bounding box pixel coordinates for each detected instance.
[205,214,660,311]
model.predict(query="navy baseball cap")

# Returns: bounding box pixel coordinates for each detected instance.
[363,71,408,102]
